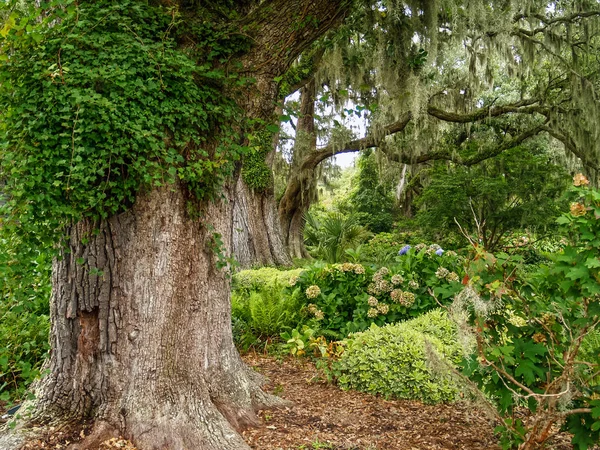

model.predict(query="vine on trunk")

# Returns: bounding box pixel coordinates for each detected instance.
[0,0,251,238]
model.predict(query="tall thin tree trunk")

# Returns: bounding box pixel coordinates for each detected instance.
[279,78,318,259]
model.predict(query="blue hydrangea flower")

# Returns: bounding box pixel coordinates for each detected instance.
[435,248,444,256]
[398,245,411,256]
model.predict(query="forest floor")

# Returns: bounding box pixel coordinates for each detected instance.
[1,354,580,449]
[242,354,500,450]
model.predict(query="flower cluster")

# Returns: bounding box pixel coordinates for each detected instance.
[446,272,460,283]
[368,296,379,307]
[570,202,587,217]
[305,285,321,299]
[390,289,415,307]
[307,303,324,320]
[573,173,590,187]
[335,262,366,274]
[289,275,299,287]
[391,274,404,285]
[368,279,392,295]
[398,244,411,256]
[435,267,450,279]
[376,303,389,314]
[426,244,443,256]
[414,243,426,252]
[445,250,458,258]
[367,308,379,318]
[408,279,419,290]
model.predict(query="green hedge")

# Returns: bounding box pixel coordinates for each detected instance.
[336,309,462,404]
[232,267,303,296]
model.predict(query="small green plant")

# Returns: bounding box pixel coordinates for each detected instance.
[231,285,299,351]
[281,326,315,356]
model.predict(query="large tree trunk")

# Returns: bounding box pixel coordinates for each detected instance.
[233,175,292,268]
[16,182,279,449]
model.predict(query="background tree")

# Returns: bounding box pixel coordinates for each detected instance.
[348,150,396,233]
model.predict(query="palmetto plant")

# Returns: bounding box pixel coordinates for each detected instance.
[304,212,371,263]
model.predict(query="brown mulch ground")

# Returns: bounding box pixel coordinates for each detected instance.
[242,354,501,450]
[2,355,581,449]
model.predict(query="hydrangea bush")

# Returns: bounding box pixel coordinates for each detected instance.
[288,247,464,338]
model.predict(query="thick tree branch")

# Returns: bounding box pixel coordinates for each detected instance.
[541,126,600,171]
[301,112,412,171]
[514,11,600,36]
[240,0,350,75]
[427,98,542,123]
[299,98,545,171]
[383,125,544,166]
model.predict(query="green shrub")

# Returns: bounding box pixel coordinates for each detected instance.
[231,283,301,350]
[336,309,461,403]
[232,267,303,296]
[0,227,51,403]
[290,248,464,338]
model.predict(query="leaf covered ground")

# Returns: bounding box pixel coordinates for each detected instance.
[2,354,581,449]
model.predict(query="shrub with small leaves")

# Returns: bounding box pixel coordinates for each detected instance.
[336,309,462,403]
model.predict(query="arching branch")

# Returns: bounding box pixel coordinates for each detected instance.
[382,125,545,166]
[300,112,413,171]
[427,99,543,123]
[541,126,600,171]
[514,10,600,36]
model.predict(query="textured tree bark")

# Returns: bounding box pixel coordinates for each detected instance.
[233,175,293,268]
[18,182,280,450]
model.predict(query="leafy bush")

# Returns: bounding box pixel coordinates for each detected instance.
[304,212,371,263]
[290,247,464,338]
[0,226,51,403]
[336,309,461,403]
[232,267,303,296]
[231,283,301,351]
[458,174,600,449]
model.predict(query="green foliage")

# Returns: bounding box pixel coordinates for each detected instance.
[415,144,569,251]
[0,223,51,403]
[0,1,250,237]
[336,309,462,403]
[348,151,395,233]
[290,248,464,339]
[231,275,302,351]
[242,128,276,192]
[232,267,303,296]
[459,175,600,449]
[304,212,371,263]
